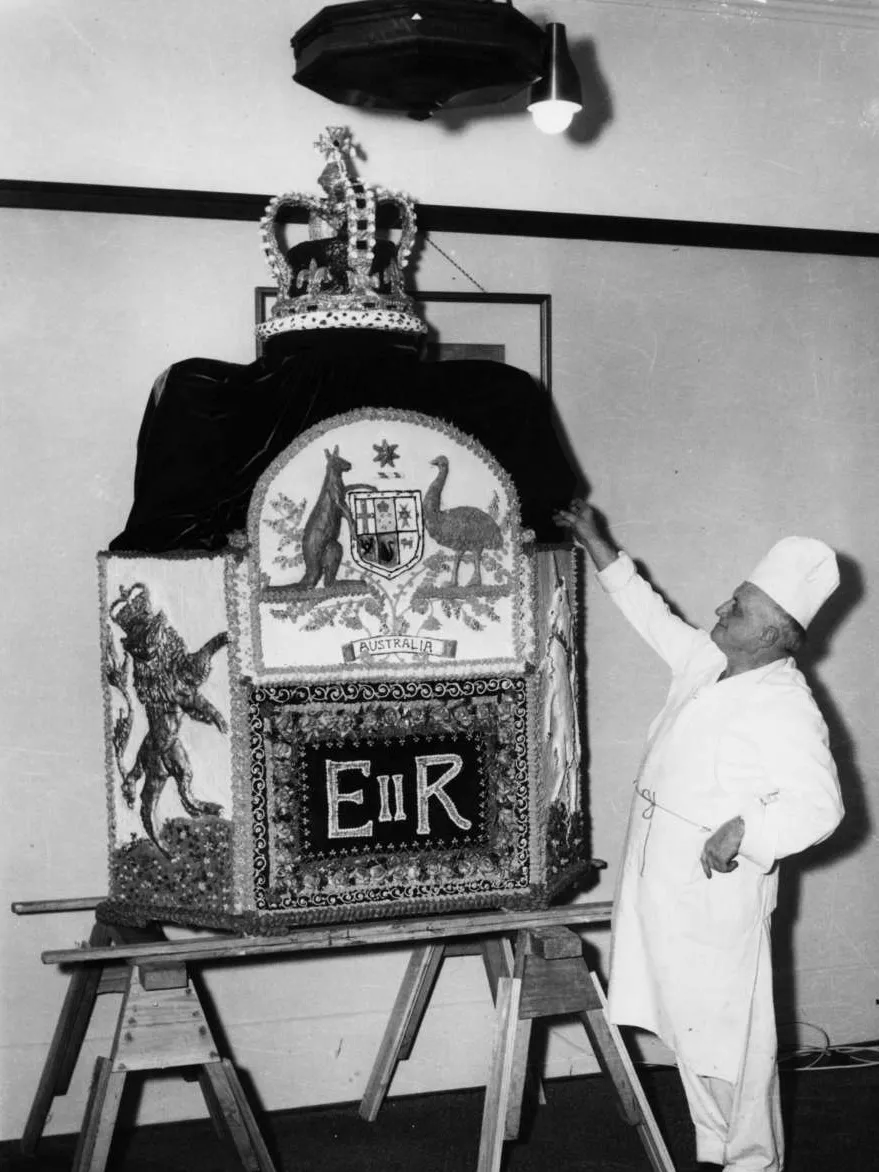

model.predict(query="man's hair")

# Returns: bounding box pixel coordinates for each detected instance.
[775,611,807,656]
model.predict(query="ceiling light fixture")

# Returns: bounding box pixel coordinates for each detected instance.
[527,23,583,135]
[291,0,580,125]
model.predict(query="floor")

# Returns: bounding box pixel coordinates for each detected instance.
[2,1062,877,1171]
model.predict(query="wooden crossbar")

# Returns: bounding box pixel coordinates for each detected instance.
[12,897,105,915]
[40,902,613,967]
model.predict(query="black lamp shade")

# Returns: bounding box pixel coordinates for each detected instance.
[292,0,546,120]
[529,23,581,107]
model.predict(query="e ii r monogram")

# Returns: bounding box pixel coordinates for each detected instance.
[325,754,473,840]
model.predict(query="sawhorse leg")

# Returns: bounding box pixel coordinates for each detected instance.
[20,921,158,1156]
[68,958,276,1172]
[580,974,676,1172]
[199,1060,277,1172]
[478,927,676,1172]
[359,936,544,1123]
[359,942,445,1122]
[70,1056,126,1172]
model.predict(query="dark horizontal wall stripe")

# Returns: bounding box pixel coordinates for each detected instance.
[0,179,268,222]
[2,178,879,257]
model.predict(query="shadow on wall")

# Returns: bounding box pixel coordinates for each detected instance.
[772,552,870,1028]
[567,38,614,146]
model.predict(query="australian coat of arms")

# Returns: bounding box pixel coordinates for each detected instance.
[247,409,532,676]
[348,487,423,579]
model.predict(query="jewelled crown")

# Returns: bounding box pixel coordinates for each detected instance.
[256,127,427,341]
[109,583,152,632]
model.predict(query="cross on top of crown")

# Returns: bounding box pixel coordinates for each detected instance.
[315,127,354,163]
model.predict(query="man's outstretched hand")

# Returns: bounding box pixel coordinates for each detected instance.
[700,816,745,878]
[553,499,619,570]
[554,498,600,540]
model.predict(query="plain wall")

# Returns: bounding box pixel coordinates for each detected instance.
[2,0,878,1145]
[3,0,879,231]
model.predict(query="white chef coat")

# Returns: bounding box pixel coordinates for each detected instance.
[600,553,843,1082]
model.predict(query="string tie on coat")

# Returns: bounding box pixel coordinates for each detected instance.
[634,782,713,833]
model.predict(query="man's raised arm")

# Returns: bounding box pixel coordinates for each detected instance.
[555,498,706,672]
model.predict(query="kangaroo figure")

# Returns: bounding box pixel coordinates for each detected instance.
[296,446,357,589]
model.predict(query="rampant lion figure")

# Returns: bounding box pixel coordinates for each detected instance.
[106,583,229,856]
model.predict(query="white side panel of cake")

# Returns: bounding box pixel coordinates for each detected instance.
[531,546,587,892]
[99,553,237,907]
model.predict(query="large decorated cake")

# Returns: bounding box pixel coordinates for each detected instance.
[98,129,590,931]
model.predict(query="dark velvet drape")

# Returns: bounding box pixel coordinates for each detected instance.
[110,331,584,552]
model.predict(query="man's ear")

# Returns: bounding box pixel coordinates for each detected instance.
[759,624,780,649]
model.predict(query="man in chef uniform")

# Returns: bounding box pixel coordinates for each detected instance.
[555,500,844,1172]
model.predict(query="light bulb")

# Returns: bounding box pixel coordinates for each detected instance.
[527,98,581,135]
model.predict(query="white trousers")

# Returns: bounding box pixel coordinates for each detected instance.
[677,921,784,1171]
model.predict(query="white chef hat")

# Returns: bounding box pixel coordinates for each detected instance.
[746,536,839,629]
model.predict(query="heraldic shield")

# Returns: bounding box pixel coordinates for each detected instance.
[348,489,424,579]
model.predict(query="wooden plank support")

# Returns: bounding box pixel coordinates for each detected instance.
[25,903,614,1169]
[20,921,117,1156]
[200,1060,277,1172]
[72,962,276,1171]
[138,961,189,991]
[479,937,546,1118]
[21,922,169,1155]
[70,1057,126,1172]
[477,974,524,1172]
[359,932,548,1127]
[11,896,106,915]
[395,946,445,1063]
[477,937,512,1002]
[581,972,677,1172]
[476,928,677,1172]
[359,943,446,1122]
[527,925,585,960]
[95,964,130,995]
[111,965,220,1073]
[42,902,614,967]
[22,918,275,1171]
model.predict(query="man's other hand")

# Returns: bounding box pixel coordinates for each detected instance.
[700,816,745,878]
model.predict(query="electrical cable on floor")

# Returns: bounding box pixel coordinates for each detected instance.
[776,1020,879,1071]
[779,1042,879,1072]
[547,1020,879,1074]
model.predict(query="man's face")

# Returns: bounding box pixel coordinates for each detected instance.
[710,581,783,656]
